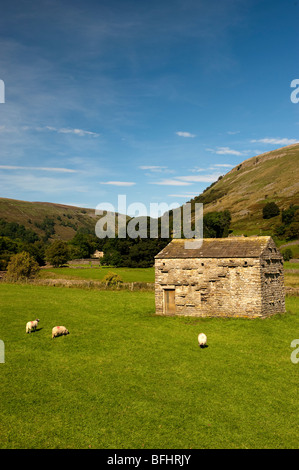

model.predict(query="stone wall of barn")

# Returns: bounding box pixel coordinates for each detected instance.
[155,256,277,318]
[260,242,285,315]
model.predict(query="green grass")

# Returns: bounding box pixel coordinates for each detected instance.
[40,266,155,283]
[284,262,299,288]
[41,264,298,289]
[284,261,299,270]
[0,283,298,449]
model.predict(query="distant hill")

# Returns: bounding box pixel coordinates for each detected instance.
[0,144,298,244]
[0,198,100,241]
[189,143,299,237]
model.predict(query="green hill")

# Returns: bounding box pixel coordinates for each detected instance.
[0,144,298,246]
[190,143,299,239]
[0,198,100,241]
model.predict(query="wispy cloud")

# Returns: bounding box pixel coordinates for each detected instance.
[139,165,168,172]
[176,131,196,138]
[0,173,87,195]
[41,126,100,137]
[176,173,221,183]
[190,164,233,173]
[210,163,234,168]
[1,125,99,138]
[227,130,240,135]
[168,193,199,198]
[0,165,78,173]
[190,167,206,172]
[150,179,192,186]
[206,146,245,156]
[151,170,222,186]
[100,181,136,186]
[250,138,299,145]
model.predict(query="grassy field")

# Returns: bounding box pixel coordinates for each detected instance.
[284,261,299,270]
[40,262,298,288]
[284,262,299,289]
[0,283,298,449]
[40,266,155,283]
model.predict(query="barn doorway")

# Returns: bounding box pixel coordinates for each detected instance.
[164,288,176,314]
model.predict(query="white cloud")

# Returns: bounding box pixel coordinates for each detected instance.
[151,171,222,186]
[100,181,136,186]
[210,163,234,168]
[250,138,299,145]
[206,146,244,156]
[0,173,86,194]
[168,193,199,198]
[1,125,100,137]
[227,130,240,135]
[150,179,192,186]
[139,165,168,172]
[41,126,100,137]
[0,165,78,173]
[190,167,206,172]
[176,131,196,138]
[176,173,221,183]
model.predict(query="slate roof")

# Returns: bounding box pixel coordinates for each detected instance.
[155,236,273,259]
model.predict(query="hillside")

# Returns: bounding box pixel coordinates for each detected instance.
[0,144,298,244]
[0,198,100,241]
[190,143,299,237]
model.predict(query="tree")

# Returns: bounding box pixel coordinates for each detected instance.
[45,240,69,267]
[18,240,46,266]
[281,248,293,261]
[281,205,299,225]
[285,222,299,241]
[0,236,19,270]
[203,210,231,238]
[35,216,55,241]
[68,232,100,259]
[0,218,39,243]
[102,271,123,287]
[5,251,40,281]
[262,202,280,219]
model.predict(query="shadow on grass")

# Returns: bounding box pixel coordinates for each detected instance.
[27,328,43,333]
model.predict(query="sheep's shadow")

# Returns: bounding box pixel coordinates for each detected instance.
[199,344,209,349]
[28,328,43,333]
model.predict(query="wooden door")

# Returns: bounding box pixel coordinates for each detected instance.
[164,289,176,314]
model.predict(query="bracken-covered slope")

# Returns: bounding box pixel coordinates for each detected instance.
[190,143,299,235]
[0,198,100,240]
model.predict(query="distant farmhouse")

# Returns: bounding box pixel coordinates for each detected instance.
[155,236,285,318]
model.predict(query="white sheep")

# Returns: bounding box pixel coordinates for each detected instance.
[52,326,70,339]
[198,333,207,348]
[26,319,40,333]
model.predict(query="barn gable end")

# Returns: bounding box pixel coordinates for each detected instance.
[155,237,285,318]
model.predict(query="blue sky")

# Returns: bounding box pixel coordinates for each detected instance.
[0,0,298,216]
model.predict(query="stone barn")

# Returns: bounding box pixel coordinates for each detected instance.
[155,236,285,318]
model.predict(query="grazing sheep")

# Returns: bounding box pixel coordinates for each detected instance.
[198,333,207,348]
[52,326,70,339]
[26,319,40,333]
